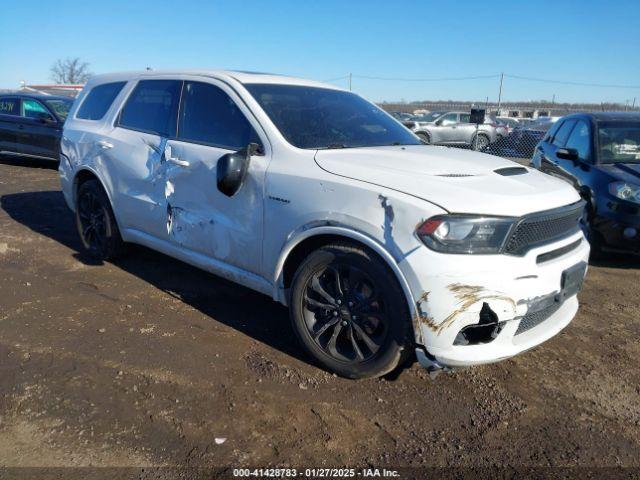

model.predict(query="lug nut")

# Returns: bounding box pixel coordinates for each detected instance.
[341,320,348,326]
[333,311,338,316]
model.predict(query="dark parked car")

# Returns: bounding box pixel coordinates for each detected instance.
[531,112,640,254]
[0,93,73,162]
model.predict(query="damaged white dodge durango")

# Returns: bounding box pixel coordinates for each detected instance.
[60,70,589,378]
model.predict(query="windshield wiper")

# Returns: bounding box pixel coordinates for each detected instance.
[326,143,347,149]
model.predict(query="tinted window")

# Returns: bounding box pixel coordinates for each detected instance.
[77,82,126,120]
[245,84,420,149]
[460,113,470,123]
[565,120,591,161]
[178,82,257,150]
[45,99,73,121]
[22,99,53,120]
[0,98,19,116]
[552,120,575,147]
[119,80,181,137]
[439,113,458,126]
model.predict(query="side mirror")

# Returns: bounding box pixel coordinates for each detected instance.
[37,113,56,125]
[216,142,261,197]
[556,148,579,161]
[435,119,443,126]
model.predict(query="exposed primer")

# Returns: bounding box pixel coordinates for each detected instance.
[418,284,517,335]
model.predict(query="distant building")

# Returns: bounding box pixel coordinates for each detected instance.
[19,82,83,97]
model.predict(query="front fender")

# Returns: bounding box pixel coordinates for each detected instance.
[273,224,422,344]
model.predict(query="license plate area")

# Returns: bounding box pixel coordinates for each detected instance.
[557,261,587,302]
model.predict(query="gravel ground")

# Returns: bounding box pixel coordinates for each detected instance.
[0,157,639,476]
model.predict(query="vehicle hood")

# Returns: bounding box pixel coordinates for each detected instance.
[314,145,581,217]
[596,163,640,184]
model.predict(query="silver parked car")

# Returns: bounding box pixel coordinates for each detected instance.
[404,111,498,150]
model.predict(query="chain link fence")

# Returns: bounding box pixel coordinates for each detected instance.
[378,100,640,163]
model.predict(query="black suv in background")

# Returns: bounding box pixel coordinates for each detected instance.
[0,93,73,162]
[531,112,640,254]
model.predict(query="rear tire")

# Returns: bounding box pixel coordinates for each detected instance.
[75,179,126,261]
[472,134,490,151]
[289,242,412,379]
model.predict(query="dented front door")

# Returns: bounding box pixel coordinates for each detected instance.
[161,80,267,275]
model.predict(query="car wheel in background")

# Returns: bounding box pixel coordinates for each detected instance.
[75,179,126,261]
[472,134,490,151]
[289,242,412,379]
[416,132,431,144]
[580,204,603,260]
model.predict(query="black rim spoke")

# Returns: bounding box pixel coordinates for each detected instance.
[302,262,388,364]
[79,191,106,252]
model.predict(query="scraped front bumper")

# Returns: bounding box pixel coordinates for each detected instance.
[400,230,589,368]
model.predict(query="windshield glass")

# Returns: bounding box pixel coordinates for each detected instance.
[598,122,640,163]
[45,98,73,120]
[245,84,421,149]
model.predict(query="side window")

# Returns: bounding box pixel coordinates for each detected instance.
[552,120,575,147]
[118,80,182,137]
[439,113,458,126]
[565,120,591,161]
[459,113,470,123]
[22,99,53,120]
[178,81,258,150]
[0,98,20,116]
[77,82,126,120]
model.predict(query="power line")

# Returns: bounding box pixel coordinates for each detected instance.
[352,74,500,82]
[504,74,640,89]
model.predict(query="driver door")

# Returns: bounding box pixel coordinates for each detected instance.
[163,80,268,275]
[432,112,459,144]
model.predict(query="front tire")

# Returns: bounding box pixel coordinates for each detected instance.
[289,242,412,379]
[472,134,490,151]
[75,179,125,261]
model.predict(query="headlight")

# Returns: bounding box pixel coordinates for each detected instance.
[416,215,515,254]
[609,181,640,204]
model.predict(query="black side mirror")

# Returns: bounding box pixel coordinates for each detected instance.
[556,148,579,161]
[37,113,56,125]
[217,142,261,197]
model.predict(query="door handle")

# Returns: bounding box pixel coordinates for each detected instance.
[97,140,113,149]
[18,124,24,130]
[164,145,190,167]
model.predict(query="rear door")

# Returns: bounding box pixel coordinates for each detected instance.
[17,98,62,159]
[0,97,21,154]
[163,79,268,274]
[108,79,182,240]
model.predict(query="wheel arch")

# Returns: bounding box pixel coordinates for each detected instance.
[72,167,123,228]
[274,226,421,343]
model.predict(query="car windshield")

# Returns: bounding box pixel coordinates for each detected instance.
[45,98,73,120]
[598,122,640,163]
[245,84,421,149]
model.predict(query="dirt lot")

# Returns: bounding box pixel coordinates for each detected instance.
[0,158,639,475]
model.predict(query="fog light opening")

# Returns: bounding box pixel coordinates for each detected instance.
[453,302,505,346]
[623,227,637,239]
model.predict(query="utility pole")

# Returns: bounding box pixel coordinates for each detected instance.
[551,94,555,106]
[497,72,504,113]
[349,73,352,91]
[633,97,637,110]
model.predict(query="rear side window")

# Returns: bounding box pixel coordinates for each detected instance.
[178,81,257,150]
[552,120,575,147]
[118,80,181,137]
[0,98,19,116]
[77,82,126,120]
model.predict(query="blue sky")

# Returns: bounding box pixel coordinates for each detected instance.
[1,0,639,104]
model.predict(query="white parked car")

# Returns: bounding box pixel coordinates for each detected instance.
[59,70,589,379]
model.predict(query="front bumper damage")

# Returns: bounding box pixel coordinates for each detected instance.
[400,231,590,371]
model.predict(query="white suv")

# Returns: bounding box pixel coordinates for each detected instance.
[59,70,589,379]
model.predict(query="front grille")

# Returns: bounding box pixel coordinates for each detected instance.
[504,201,584,255]
[515,302,561,335]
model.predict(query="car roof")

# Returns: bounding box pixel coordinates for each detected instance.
[84,69,344,91]
[562,112,640,122]
[0,92,73,102]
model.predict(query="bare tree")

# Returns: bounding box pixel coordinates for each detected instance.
[50,57,92,84]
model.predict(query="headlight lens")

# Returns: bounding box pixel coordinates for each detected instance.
[609,181,640,204]
[417,215,515,254]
